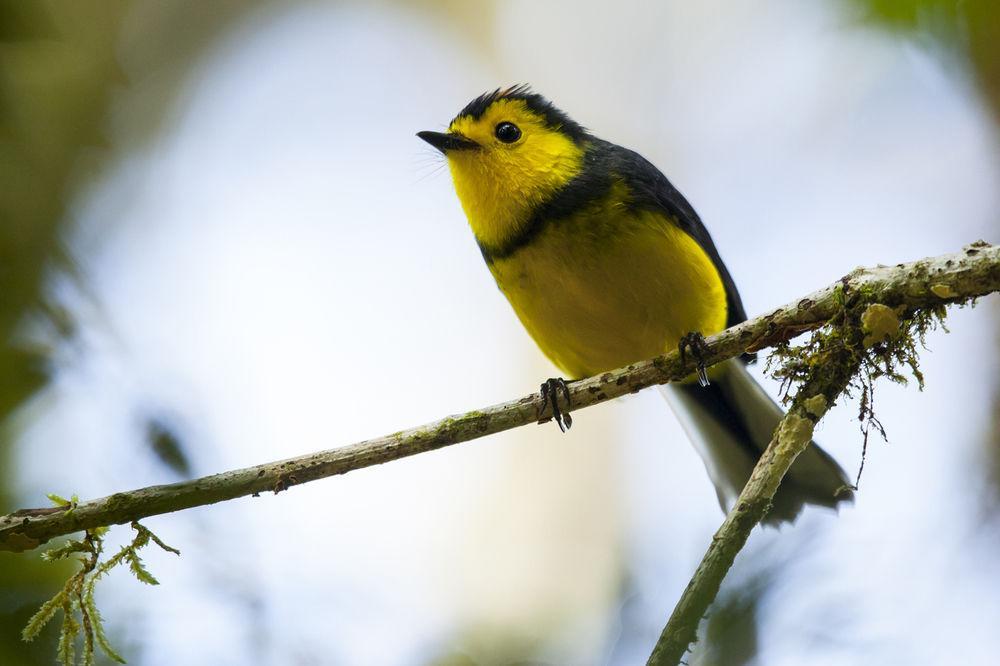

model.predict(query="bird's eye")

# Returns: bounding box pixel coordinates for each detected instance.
[495,121,521,143]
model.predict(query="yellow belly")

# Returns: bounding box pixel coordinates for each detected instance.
[488,204,729,379]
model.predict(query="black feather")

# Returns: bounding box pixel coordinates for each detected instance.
[479,131,749,337]
[596,139,749,330]
[454,85,589,143]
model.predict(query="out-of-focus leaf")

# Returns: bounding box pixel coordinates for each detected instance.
[848,0,1000,118]
[145,416,192,478]
[0,1,259,662]
[693,578,765,666]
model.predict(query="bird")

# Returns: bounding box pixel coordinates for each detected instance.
[418,85,853,524]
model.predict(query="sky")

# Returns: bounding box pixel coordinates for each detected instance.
[12,1,1000,664]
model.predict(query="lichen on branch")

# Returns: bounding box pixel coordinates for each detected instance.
[0,243,997,557]
[1,242,998,666]
[646,244,992,666]
[769,289,955,489]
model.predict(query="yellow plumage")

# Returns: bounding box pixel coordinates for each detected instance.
[418,86,852,523]
[447,99,584,251]
[487,190,728,378]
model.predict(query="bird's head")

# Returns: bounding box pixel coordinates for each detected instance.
[418,86,589,251]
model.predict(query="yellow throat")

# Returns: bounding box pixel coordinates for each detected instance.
[444,98,585,253]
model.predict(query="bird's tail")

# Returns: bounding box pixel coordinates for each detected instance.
[660,359,854,525]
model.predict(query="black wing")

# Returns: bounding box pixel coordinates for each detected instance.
[596,139,748,329]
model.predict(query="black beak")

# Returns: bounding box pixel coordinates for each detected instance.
[417,130,479,153]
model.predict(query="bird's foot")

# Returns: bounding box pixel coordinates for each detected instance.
[538,377,573,432]
[679,331,711,387]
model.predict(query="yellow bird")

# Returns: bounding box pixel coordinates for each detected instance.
[419,86,852,523]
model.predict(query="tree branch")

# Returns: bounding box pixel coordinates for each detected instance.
[646,307,862,665]
[1,241,997,561]
[646,239,1000,664]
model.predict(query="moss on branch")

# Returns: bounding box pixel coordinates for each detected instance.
[645,242,993,665]
[2,242,999,666]
[1,243,997,556]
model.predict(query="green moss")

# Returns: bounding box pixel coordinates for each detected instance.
[766,285,956,489]
[22,521,179,665]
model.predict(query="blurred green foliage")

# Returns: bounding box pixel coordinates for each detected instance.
[852,0,1000,118]
[0,0,124,422]
[692,578,765,666]
[851,0,1000,519]
[1,1,131,662]
[0,1,252,662]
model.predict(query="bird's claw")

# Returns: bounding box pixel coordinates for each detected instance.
[538,377,573,432]
[679,331,711,387]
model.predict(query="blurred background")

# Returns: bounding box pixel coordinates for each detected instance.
[1,1,998,664]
